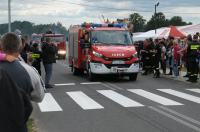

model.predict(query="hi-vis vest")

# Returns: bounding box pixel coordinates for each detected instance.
[188,42,200,57]
[190,44,200,50]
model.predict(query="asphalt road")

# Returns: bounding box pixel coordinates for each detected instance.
[32,60,200,132]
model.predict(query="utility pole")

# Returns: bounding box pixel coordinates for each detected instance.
[155,2,159,34]
[8,0,11,32]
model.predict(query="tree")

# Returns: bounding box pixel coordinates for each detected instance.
[169,16,192,26]
[146,12,168,31]
[170,16,184,26]
[129,13,146,32]
[0,21,68,37]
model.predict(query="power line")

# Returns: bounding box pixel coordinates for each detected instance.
[57,1,200,15]
[55,0,133,11]
[2,0,200,15]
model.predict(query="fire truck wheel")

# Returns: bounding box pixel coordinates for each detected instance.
[87,67,96,81]
[129,73,138,81]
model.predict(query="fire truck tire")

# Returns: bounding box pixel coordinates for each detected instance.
[87,67,96,81]
[129,73,138,81]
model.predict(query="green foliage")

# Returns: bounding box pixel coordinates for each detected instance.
[27,118,37,132]
[128,12,192,32]
[0,21,68,36]
[129,13,146,32]
[146,12,169,31]
[169,16,191,26]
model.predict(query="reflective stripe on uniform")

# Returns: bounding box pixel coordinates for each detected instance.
[31,54,40,59]
[190,44,200,50]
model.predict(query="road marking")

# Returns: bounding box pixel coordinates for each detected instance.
[187,89,200,94]
[149,106,200,132]
[38,93,63,112]
[97,90,144,107]
[80,82,102,85]
[158,89,200,103]
[128,89,183,106]
[159,106,200,126]
[66,91,104,110]
[105,83,123,90]
[54,83,76,86]
[100,83,116,90]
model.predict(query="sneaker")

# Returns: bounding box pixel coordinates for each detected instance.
[186,79,193,82]
[166,72,172,75]
[46,84,54,89]
[142,72,147,75]
[183,74,189,78]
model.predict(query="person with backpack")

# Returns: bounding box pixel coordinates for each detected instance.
[0,32,45,132]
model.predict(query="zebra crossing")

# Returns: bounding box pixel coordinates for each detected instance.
[67,91,104,110]
[37,88,200,112]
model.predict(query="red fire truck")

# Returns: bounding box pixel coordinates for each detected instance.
[68,23,139,81]
[31,33,66,59]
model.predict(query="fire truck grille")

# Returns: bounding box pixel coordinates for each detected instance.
[104,64,131,69]
[103,57,132,61]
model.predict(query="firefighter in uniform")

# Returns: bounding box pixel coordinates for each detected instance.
[142,38,156,75]
[187,35,200,82]
[30,43,42,75]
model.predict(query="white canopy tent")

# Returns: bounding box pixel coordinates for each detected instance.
[133,24,200,41]
[178,24,200,35]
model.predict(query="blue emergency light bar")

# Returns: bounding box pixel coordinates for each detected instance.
[81,23,126,28]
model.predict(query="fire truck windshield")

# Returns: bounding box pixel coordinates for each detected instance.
[32,35,42,42]
[91,31,133,45]
[44,36,64,43]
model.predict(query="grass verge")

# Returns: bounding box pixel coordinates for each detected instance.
[27,118,37,132]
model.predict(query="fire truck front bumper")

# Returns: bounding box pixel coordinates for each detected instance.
[90,62,139,74]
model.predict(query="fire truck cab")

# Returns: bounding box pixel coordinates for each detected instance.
[31,33,66,59]
[68,23,139,81]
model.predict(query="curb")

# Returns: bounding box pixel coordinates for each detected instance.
[161,69,200,85]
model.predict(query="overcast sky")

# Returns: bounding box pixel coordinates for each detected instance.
[1,0,200,28]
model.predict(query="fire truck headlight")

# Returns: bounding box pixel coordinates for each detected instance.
[132,52,138,58]
[93,51,103,58]
[58,50,66,55]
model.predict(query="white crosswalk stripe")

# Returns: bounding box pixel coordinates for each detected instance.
[187,89,200,94]
[38,93,63,112]
[158,89,200,104]
[38,89,200,112]
[67,91,104,110]
[128,89,183,106]
[97,90,144,107]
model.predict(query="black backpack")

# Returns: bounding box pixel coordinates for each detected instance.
[0,68,33,132]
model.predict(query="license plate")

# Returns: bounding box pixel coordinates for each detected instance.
[111,67,127,73]
[112,60,125,64]
[112,67,117,72]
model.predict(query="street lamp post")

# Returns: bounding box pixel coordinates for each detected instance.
[8,0,11,32]
[154,2,159,34]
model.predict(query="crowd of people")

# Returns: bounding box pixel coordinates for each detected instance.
[20,33,57,88]
[0,31,57,131]
[135,33,200,83]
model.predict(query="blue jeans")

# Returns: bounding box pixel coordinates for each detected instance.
[173,61,179,77]
[43,63,53,85]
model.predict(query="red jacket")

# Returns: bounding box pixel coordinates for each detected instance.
[173,44,181,62]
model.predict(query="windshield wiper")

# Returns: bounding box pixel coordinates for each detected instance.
[108,43,129,45]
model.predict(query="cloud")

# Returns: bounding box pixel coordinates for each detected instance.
[0,0,200,28]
